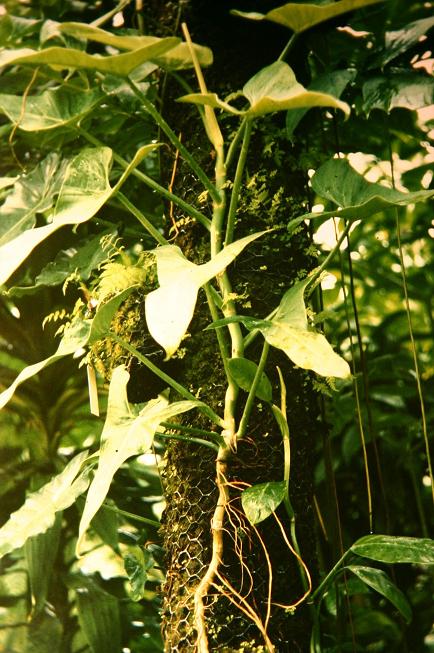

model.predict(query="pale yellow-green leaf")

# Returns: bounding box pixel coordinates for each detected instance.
[233,0,383,34]
[0,38,180,76]
[0,177,18,190]
[145,231,267,358]
[0,452,90,558]
[179,62,349,118]
[77,366,199,554]
[263,323,351,378]
[0,144,158,286]
[58,22,213,69]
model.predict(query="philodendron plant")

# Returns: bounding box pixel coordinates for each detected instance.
[0,2,434,652]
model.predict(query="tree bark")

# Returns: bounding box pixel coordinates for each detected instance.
[134,2,322,650]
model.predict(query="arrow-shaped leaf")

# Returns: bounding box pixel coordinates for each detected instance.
[351,534,434,564]
[0,452,91,558]
[301,158,434,221]
[77,366,200,554]
[58,22,213,70]
[0,38,180,76]
[179,61,349,118]
[260,277,350,378]
[0,144,158,286]
[232,0,383,34]
[0,86,104,131]
[145,231,267,358]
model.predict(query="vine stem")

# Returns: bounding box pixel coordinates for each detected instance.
[116,191,168,245]
[126,77,221,204]
[237,341,269,440]
[77,127,211,231]
[225,118,253,247]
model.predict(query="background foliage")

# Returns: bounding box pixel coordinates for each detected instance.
[0,0,433,651]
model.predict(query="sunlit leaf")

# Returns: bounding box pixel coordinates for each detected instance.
[301,158,434,221]
[0,38,180,76]
[77,366,199,554]
[260,278,351,378]
[228,357,272,402]
[241,481,287,524]
[0,177,18,190]
[351,534,434,564]
[58,22,213,69]
[232,0,383,34]
[347,565,412,623]
[0,86,104,131]
[0,153,66,246]
[363,74,434,114]
[286,69,356,140]
[0,144,158,285]
[146,231,267,358]
[0,452,90,558]
[179,62,349,118]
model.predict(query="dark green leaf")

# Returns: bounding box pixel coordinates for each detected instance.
[124,547,154,601]
[74,577,121,653]
[88,286,139,344]
[228,357,272,402]
[347,565,412,622]
[286,69,356,140]
[351,534,434,564]
[378,16,434,67]
[362,74,434,114]
[25,512,62,616]
[241,481,287,524]
[303,158,434,221]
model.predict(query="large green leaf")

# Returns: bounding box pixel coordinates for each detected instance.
[301,158,434,221]
[0,452,90,558]
[347,565,412,623]
[286,69,356,140]
[241,481,287,524]
[179,61,349,118]
[74,576,121,653]
[351,534,434,564]
[227,357,272,402]
[0,38,180,76]
[77,366,199,554]
[0,86,104,131]
[260,277,350,378]
[232,0,383,33]
[0,144,158,285]
[58,22,213,70]
[0,153,67,246]
[145,231,267,358]
[363,74,434,114]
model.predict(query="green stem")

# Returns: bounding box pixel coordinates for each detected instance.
[211,145,227,256]
[160,421,222,441]
[204,283,232,381]
[225,118,247,171]
[311,550,351,602]
[116,191,168,246]
[109,334,224,427]
[225,118,253,247]
[277,33,298,62]
[78,127,211,231]
[155,431,219,452]
[306,220,352,293]
[127,78,221,204]
[102,502,160,528]
[236,341,269,440]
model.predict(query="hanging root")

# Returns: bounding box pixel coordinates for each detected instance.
[194,456,229,653]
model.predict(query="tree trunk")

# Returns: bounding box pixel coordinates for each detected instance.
[135,2,322,650]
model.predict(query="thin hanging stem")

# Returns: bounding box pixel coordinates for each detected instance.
[225,118,247,171]
[237,341,269,440]
[102,502,160,528]
[78,127,212,230]
[387,125,433,505]
[277,33,298,62]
